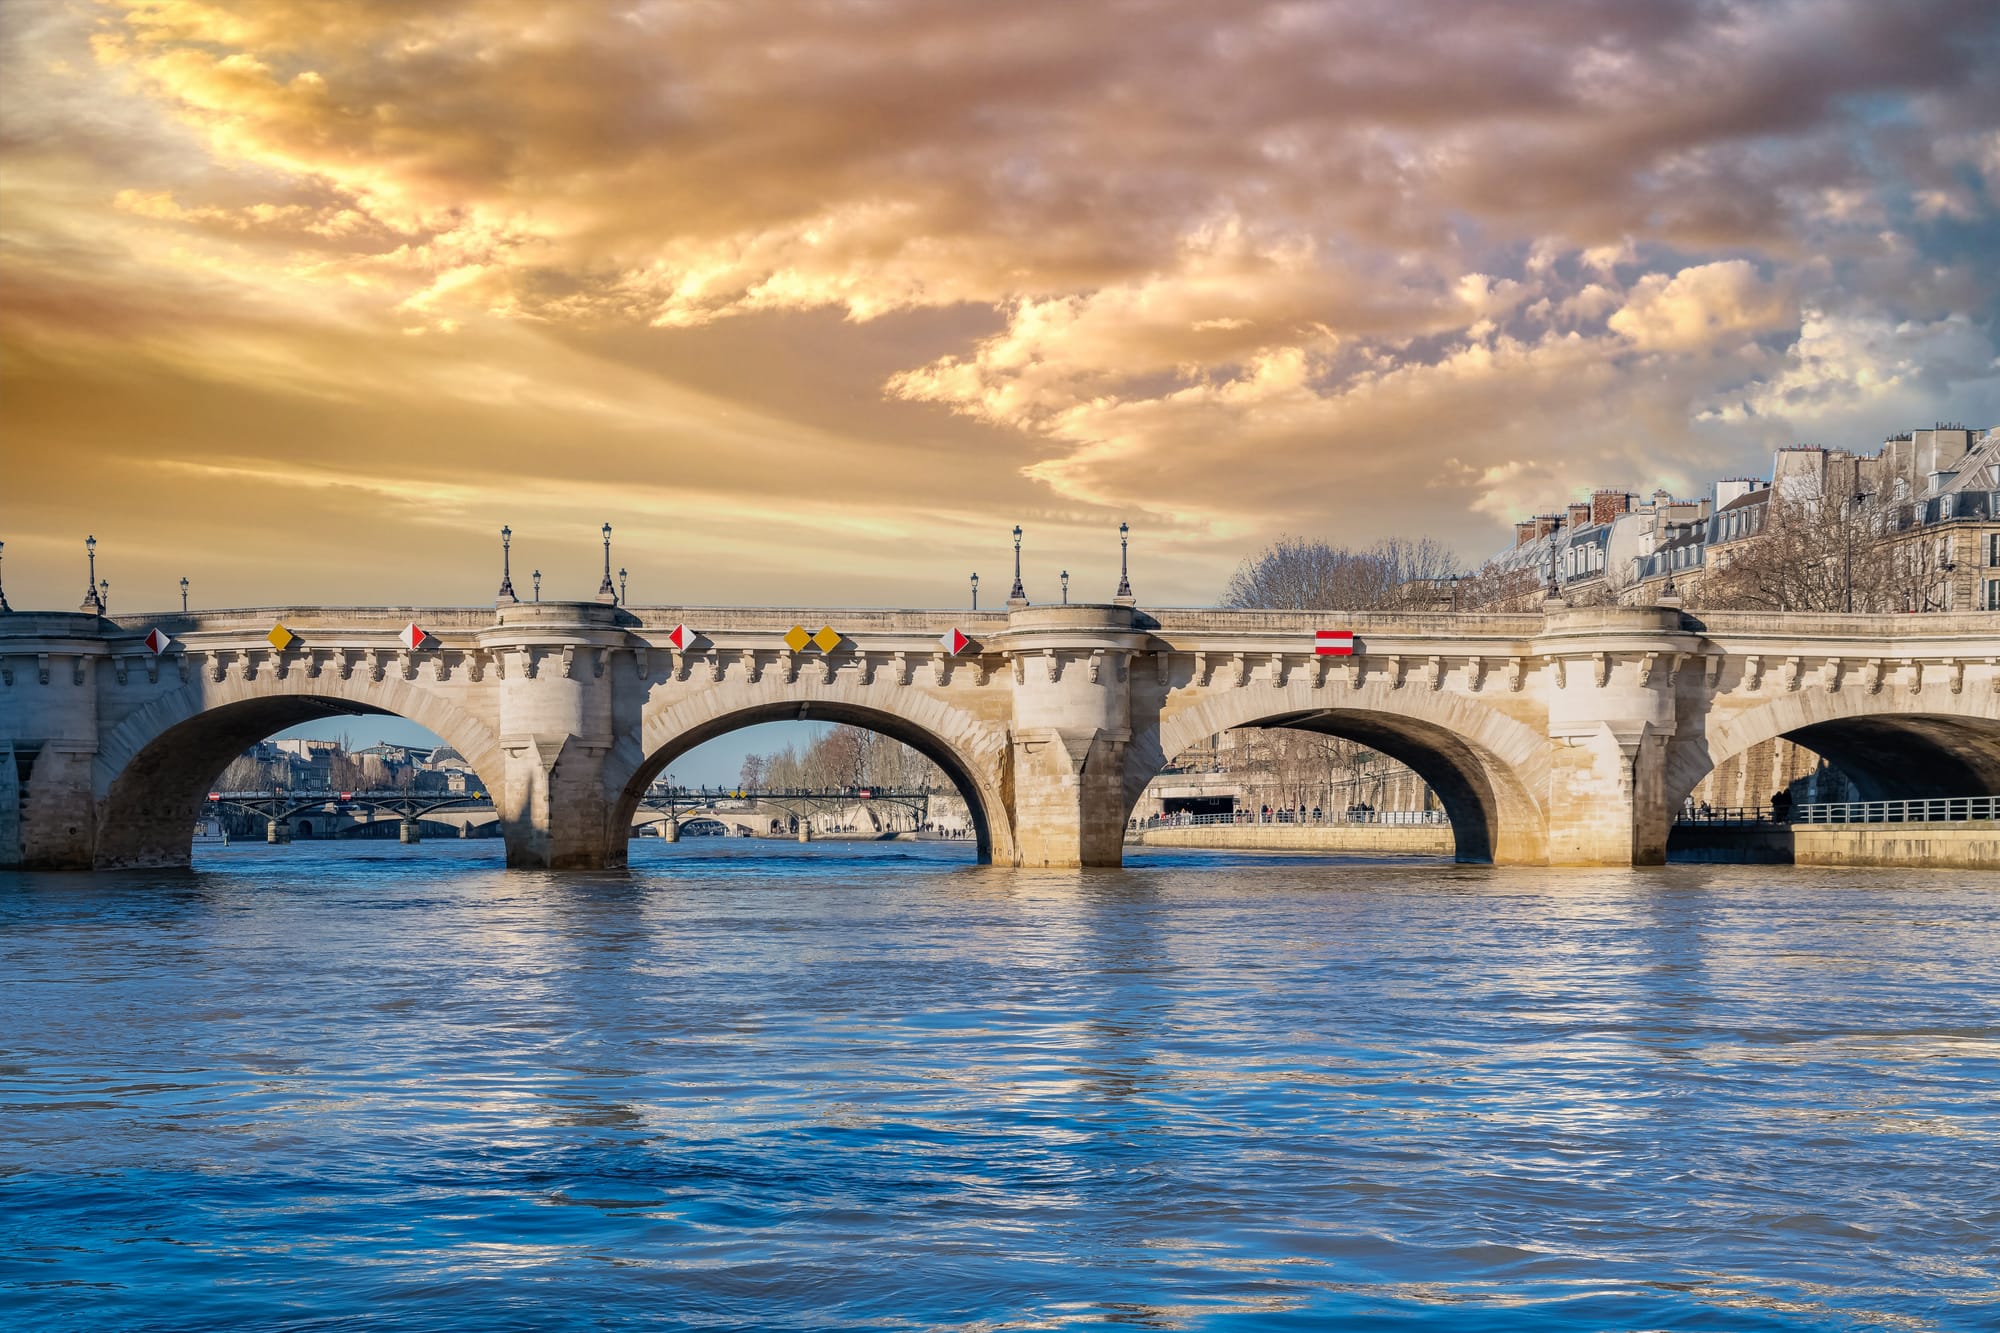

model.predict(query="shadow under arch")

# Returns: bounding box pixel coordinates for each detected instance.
[1667,701,2000,812]
[607,700,1007,867]
[1146,706,1550,864]
[94,695,508,869]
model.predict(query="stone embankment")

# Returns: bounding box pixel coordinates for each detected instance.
[1125,824,1452,855]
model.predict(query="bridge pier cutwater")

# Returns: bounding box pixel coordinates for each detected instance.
[3,599,1998,871]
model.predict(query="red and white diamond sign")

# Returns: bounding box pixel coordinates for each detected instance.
[400,623,429,650]
[144,627,171,655]
[940,627,971,656]
[1314,629,1355,656]
[667,623,695,650]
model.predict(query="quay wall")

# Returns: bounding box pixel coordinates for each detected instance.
[1126,824,1453,855]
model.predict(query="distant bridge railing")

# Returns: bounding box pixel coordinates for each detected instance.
[1139,808,1448,828]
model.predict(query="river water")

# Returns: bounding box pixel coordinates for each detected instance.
[2,841,1997,1331]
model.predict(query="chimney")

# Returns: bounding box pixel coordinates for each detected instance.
[1534,514,1563,540]
[1591,490,1632,525]
[1652,488,1674,508]
[1514,519,1536,548]
[1567,501,1591,529]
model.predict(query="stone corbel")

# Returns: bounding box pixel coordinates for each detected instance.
[1946,658,1964,695]
[0,660,12,687]
[740,649,759,683]
[1819,659,1840,692]
[930,652,948,685]
[1044,648,1060,683]
[1010,654,1024,685]
[146,654,161,685]
[1864,658,1884,694]
[973,658,991,686]
[814,655,835,684]
[1426,655,1443,691]
[1116,652,1129,684]
[632,647,649,681]
[39,653,53,686]
[1508,656,1525,692]
[1387,654,1405,689]
[73,655,88,686]
[114,656,130,685]
[1467,656,1487,692]
[207,652,226,683]
[1156,652,1172,686]
[703,653,722,683]
[466,650,486,683]
[893,650,911,686]
[1551,656,1566,690]
[593,647,608,680]
[1989,657,2000,693]
[559,646,578,680]
[1903,658,1923,694]
[522,647,542,680]
[1093,650,1109,685]
[1267,652,1284,687]
[304,649,324,679]
[1636,652,1657,686]
[1344,656,1363,690]
[372,650,392,683]
[1193,651,1209,687]
[431,652,450,682]
[397,650,415,681]
[1742,655,1763,692]
[1783,656,1802,692]
[177,654,192,683]
[237,650,259,683]
[780,649,799,684]
[1703,654,1723,687]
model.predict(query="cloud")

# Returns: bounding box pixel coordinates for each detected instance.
[1,0,1997,605]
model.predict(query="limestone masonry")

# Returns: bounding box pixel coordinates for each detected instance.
[3,600,1998,870]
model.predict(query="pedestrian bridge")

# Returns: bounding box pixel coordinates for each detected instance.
[3,600,1997,870]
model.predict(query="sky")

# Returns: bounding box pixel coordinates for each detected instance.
[5,0,2000,615]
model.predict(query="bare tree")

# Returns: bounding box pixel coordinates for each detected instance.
[1224,535,1463,610]
[1698,481,1895,613]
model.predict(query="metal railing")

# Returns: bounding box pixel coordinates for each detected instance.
[1677,796,1999,826]
[1792,796,1999,824]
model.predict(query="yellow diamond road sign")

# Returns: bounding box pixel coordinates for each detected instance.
[267,623,296,651]
[783,624,811,652]
[812,625,841,653]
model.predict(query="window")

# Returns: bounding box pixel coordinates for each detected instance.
[1987,533,2000,566]
[1986,578,2000,611]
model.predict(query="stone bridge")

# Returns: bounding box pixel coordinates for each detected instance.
[3,600,1997,870]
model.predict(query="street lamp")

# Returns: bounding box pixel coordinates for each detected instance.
[99,579,109,614]
[0,540,10,614]
[1061,569,1069,604]
[1115,521,1133,603]
[180,576,189,613]
[970,571,979,610]
[497,525,518,603]
[619,566,628,607]
[597,522,617,603]
[82,535,103,613]
[1009,525,1026,602]
[533,568,542,603]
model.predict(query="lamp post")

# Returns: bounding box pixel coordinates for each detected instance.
[1009,525,1026,603]
[497,525,518,603]
[1114,521,1134,604]
[99,579,109,614]
[597,523,617,603]
[0,540,10,614]
[970,572,979,610]
[619,566,628,607]
[533,568,542,603]
[82,535,103,613]
[180,576,189,613]
[1061,569,1069,604]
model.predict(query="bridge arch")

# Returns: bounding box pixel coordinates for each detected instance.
[1146,685,1552,863]
[91,678,510,869]
[1666,683,2000,811]
[607,684,1012,866]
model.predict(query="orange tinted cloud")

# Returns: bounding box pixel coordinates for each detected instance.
[3,0,1998,607]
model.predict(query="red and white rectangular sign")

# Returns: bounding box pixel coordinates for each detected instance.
[1314,630,1354,656]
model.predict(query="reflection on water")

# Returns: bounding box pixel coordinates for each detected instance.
[2,841,1997,1331]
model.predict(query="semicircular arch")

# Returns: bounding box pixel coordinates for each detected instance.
[93,676,508,869]
[609,683,1014,866]
[1148,683,1552,864]
[1667,683,2000,810]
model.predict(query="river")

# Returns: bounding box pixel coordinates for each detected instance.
[2,841,1996,1330]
